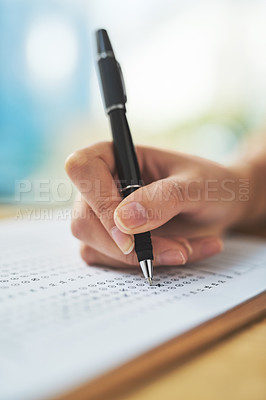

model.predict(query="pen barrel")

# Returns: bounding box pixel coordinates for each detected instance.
[109,110,142,190]
[97,57,125,110]
[109,110,153,262]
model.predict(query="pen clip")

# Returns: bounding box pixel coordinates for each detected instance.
[116,61,127,104]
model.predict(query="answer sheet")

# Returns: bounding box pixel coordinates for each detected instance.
[0,218,265,400]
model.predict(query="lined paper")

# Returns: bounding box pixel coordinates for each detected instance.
[0,218,265,400]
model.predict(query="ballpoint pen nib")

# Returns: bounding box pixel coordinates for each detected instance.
[140,260,153,285]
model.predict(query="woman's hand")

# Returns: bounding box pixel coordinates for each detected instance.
[65,142,251,267]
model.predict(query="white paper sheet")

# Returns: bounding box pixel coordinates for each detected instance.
[0,218,265,400]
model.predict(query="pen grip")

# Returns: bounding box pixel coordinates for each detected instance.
[122,186,153,262]
[134,231,153,262]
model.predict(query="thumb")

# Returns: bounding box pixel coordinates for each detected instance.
[114,177,191,234]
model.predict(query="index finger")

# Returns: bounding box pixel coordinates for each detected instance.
[65,142,134,254]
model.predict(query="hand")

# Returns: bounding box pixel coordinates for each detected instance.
[65,142,250,267]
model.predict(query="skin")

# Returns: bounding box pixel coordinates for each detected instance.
[65,138,266,268]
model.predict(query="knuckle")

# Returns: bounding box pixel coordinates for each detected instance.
[65,149,95,179]
[80,243,87,260]
[71,217,83,239]
[90,141,116,172]
[168,178,186,210]
[93,195,115,222]
[65,151,82,177]
[71,197,89,239]
[91,141,112,158]
[71,213,94,241]
[80,244,95,265]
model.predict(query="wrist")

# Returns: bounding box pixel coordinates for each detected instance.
[229,161,266,225]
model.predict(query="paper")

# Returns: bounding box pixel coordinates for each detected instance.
[0,218,265,400]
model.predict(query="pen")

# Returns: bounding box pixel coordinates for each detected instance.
[95,29,154,285]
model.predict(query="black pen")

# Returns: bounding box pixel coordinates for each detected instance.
[95,29,154,285]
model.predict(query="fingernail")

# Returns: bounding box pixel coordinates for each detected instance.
[201,238,223,257]
[157,250,186,265]
[115,202,147,230]
[111,226,134,255]
[177,239,193,256]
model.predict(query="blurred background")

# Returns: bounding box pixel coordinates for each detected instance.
[1,0,266,206]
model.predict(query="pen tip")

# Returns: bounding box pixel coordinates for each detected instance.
[147,277,153,286]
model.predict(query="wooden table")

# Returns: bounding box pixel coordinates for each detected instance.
[122,317,266,400]
[1,206,266,400]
